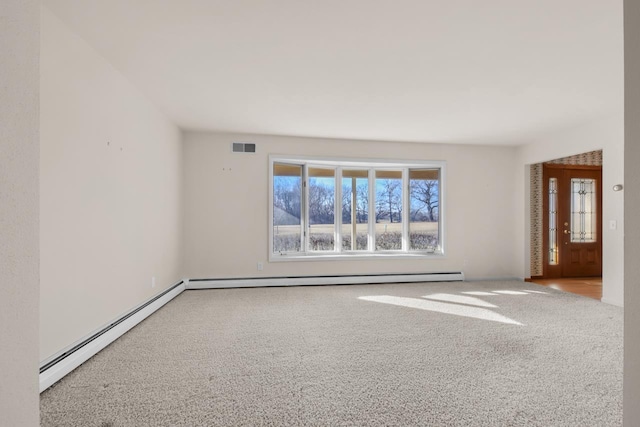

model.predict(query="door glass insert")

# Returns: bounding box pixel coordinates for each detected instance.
[570,178,597,243]
[548,178,558,265]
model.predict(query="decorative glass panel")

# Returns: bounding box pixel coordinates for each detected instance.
[341,170,369,251]
[273,163,302,253]
[548,178,558,265]
[308,167,335,251]
[570,178,597,243]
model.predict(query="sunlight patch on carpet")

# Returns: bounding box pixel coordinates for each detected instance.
[421,293,497,308]
[358,295,522,325]
[493,290,530,295]
[462,291,497,296]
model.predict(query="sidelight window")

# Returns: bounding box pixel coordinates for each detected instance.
[548,177,559,265]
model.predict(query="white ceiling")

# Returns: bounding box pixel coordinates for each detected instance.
[43,0,623,145]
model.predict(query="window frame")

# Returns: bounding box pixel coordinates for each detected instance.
[269,155,446,262]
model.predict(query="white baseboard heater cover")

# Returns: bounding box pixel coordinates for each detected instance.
[39,281,186,393]
[187,272,464,290]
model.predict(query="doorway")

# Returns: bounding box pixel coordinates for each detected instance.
[542,164,602,278]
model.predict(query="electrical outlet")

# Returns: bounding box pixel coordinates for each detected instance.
[151,276,156,288]
[257,262,264,271]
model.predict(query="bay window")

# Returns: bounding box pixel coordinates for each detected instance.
[270,156,444,259]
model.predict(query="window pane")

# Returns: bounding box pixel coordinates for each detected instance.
[308,167,335,251]
[570,178,597,243]
[341,170,369,251]
[375,170,403,250]
[273,163,302,252]
[409,169,440,251]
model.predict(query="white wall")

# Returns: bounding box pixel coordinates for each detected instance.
[0,1,40,424]
[40,6,183,361]
[624,0,640,421]
[517,114,624,306]
[183,131,520,281]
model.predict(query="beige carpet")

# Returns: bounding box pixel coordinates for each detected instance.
[40,280,623,426]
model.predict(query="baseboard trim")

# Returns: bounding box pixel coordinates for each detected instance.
[601,297,624,307]
[39,281,186,393]
[187,272,464,290]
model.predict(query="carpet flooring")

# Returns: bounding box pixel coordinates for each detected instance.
[40,280,623,426]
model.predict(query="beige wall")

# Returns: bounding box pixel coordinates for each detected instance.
[183,131,521,280]
[40,6,183,361]
[0,0,40,424]
[517,115,625,306]
[624,0,640,422]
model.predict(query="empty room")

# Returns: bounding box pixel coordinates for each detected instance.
[5,0,640,426]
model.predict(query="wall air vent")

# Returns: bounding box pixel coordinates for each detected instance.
[232,142,256,153]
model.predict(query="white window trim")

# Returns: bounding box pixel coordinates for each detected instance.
[269,155,446,262]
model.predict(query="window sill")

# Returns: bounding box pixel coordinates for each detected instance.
[269,252,446,262]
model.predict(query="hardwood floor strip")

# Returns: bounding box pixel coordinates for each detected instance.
[530,277,602,300]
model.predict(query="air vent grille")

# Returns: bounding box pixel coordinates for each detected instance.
[232,142,256,153]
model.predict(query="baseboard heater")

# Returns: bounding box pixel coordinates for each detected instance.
[187,272,464,290]
[39,281,186,393]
